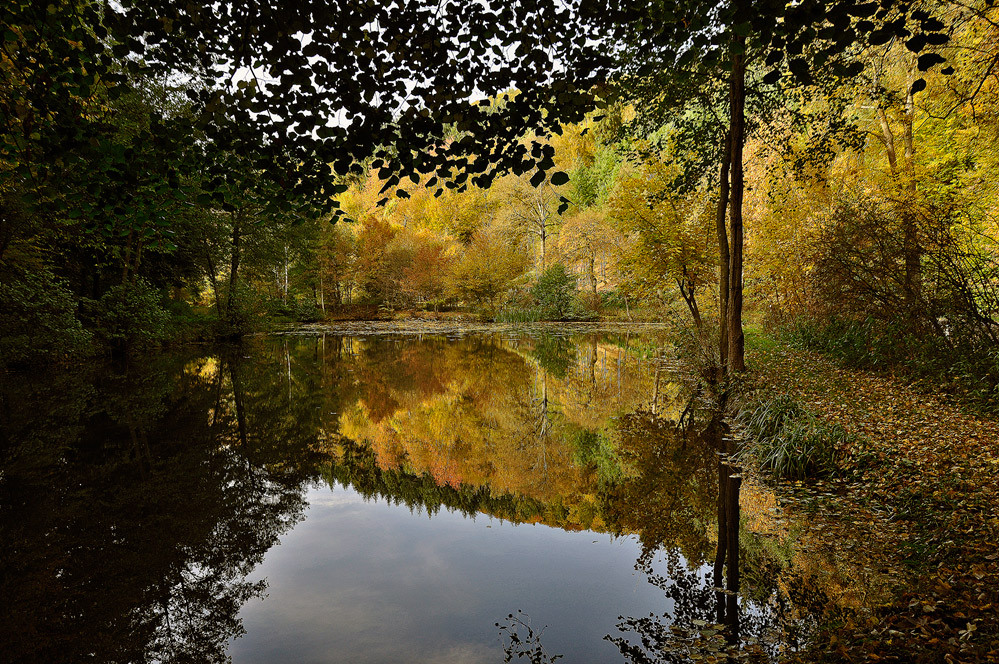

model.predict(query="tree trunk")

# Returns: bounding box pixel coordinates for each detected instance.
[226,210,242,322]
[717,132,731,376]
[203,233,223,322]
[590,256,597,296]
[901,64,921,316]
[876,59,922,318]
[677,273,702,330]
[727,37,746,372]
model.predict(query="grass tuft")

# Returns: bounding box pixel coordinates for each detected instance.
[494,307,543,323]
[736,395,851,480]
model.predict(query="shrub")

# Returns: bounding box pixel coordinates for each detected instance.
[88,278,171,352]
[293,299,323,323]
[531,264,578,320]
[0,265,94,367]
[212,281,264,338]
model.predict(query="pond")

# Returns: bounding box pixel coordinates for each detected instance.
[0,325,822,664]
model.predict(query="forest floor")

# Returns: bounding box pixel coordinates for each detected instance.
[743,334,999,663]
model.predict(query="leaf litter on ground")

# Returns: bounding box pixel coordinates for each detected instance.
[745,342,999,663]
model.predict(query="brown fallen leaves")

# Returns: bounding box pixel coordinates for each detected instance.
[745,342,999,664]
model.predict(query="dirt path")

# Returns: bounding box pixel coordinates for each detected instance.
[745,339,999,663]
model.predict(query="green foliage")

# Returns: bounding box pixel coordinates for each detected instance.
[263,295,323,324]
[88,279,170,353]
[529,334,576,379]
[599,290,628,309]
[736,395,849,480]
[0,265,94,367]
[293,299,323,323]
[569,427,623,488]
[494,308,543,323]
[568,165,598,208]
[531,264,580,321]
[213,282,264,339]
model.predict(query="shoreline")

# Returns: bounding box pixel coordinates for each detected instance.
[741,333,999,663]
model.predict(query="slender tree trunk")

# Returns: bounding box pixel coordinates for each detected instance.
[203,233,223,321]
[901,64,921,316]
[540,230,547,269]
[319,272,326,315]
[677,274,702,330]
[122,230,135,284]
[282,246,290,304]
[717,132,731,376]
[876,60,922,318]
[226,210,242,324]
[727,38,746,372]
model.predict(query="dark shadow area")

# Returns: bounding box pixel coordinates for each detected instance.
[0,348,321,664]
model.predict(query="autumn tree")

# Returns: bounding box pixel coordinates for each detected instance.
[610,158,718,329]
[496,172,565,271]
[402,233,455,309]
[599,0,951,373]
[352,216,407,306]
[447,227,530,312]
[317,222,357,311]
[557,207,623,299]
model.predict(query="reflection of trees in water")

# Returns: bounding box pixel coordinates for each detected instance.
[603,416,826,663]
[305,330,664,527]
[518,369,556,483]
[603,411,719,564]
[0,349,321,664]
[531,371,553,477]
[606,548,817,664]
[319,436,558,524]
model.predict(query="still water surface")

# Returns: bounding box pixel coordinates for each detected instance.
[0,325,805,663]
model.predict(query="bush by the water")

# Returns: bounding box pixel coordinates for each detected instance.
[736,394,850,480]
[529,264,596,321]
[0,265,94,367]
[531,264,578,320]
[86,279,171,353]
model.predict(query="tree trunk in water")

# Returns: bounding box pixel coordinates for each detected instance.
[714,452,729,593]
[727,37,746,373]
[229,361,248,449]
[716,132,731,377]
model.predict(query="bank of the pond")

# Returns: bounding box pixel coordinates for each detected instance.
[742,333,999,663]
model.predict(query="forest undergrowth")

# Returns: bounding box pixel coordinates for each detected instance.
[743,335,999,663]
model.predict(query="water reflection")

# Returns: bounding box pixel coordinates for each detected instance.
[1,328,832,663]
[0,351,317,664]
[602,418,824,664]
